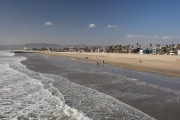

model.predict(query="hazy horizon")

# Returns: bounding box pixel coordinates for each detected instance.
[1,0,180,48]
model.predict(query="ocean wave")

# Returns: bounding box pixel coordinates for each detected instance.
[0,51,156,120]
[0,51,15,57]
[0,51,92,120]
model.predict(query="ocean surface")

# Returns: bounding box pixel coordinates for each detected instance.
[0,51,155,120]
[0,51,94,120]
[1,51,180,120]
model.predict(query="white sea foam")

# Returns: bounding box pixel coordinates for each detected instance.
[0,51,15,57]
[0,51,157,120]
[43,73,156,120]
[0,51,92,120]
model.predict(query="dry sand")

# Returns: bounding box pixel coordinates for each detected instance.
[37,51,180,78]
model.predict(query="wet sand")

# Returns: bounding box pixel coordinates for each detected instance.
[17,53,180,120]
[37,51,180,77]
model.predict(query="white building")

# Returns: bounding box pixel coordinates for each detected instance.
[23,46,28,50]
[139,50,143,54]
[178,50,180,55]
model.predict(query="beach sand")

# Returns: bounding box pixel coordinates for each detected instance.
[38,51,180,77]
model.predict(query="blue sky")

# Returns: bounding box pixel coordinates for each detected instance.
[0,0,180,47]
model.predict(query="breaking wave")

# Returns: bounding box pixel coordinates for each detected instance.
[0,51,92,120]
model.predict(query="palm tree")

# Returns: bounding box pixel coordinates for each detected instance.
[166,44,169,48]
[156,44,159,49]
[118,45,122,48]
[83,46,88,52]
[165,44,169,54]
[49,48,53,51]
[136,43,139,48]
[114,45,118,52]
[169,45,172,51]
[130,45,133,53]
[150,43,152,49]
[158,44,161,48]
[114,45,120,53]
[118,45,122,52]
[123,45,125,52]
[107,45,114,53]
[125,45,129,53]
[93,46,97,52]
[178,44,180,49]
[172,44,175,51]
[131,45,134,50]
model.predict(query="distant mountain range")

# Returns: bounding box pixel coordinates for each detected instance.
[0,43,104,50]
[0,43,61,50]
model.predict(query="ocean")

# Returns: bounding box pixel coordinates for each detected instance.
[0,51,94,120]
[1,51,180,120]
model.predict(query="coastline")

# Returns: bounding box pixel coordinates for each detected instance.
[36,51,180,78]
[16,52,180,120]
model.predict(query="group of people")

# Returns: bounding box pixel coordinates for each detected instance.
[85,56,105,69]
[96,60,105,69]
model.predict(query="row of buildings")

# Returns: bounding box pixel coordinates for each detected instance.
[31,44,180,55]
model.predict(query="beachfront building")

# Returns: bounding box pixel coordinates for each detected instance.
[69,46,74,52]
[178,44,180,55]
[150,44,180,55]
[152,46,164,55]
[139,50,143,54]
[105,45,129,53]
[143,48,153,54]
[169,50,176,55]
[23,46,28,50]
[106,45,115,53]
[178,50,180,55]
[34,43,180,55]
[161,47,167,55]
[168,45,177,55]
[152,47,157,54]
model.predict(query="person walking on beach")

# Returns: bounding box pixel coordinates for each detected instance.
[103,60,105,67]
[96,62,100,69]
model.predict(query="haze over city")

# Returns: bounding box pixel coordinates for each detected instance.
[1,0,180,47]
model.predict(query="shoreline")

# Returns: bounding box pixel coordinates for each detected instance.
[36,51,180,78]
[16,52,180,120]
[10,50,180,77]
